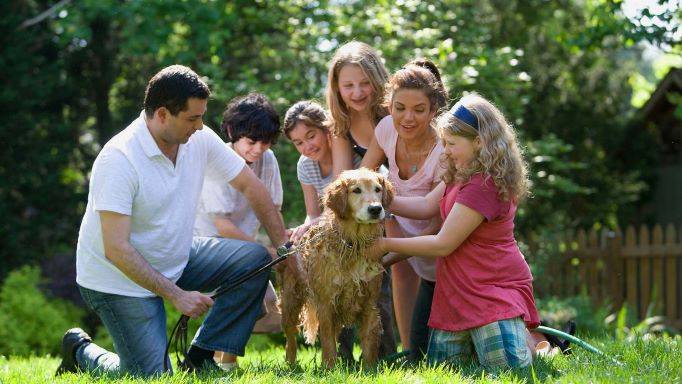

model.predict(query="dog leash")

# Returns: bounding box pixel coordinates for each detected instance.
[163,241,294,372]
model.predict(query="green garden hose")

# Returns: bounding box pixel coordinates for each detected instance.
[534,326,623,366]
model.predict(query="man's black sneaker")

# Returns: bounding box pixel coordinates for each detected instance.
[55,328,92,376]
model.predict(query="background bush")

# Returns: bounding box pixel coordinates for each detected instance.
[0,266,84,357]
[537,295,611,337]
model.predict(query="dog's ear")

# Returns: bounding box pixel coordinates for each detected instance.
[324,177,348,219]
[381,176,395,208]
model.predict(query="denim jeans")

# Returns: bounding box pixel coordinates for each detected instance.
[76,237,270,377]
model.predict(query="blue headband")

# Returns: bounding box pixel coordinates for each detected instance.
[451,103,479,130]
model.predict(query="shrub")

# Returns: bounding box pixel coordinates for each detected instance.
[0,266,84,356]
[605,303,680,341]
[536,294,610,336]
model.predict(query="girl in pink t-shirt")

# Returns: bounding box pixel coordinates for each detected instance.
[372,93,540,370]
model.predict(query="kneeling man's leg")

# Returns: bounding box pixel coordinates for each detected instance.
[177,237,270,357]
[77,286,169,376]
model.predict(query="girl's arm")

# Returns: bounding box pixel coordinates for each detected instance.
[214,215,253,242]
[289,183,322,243]
[390,182,446,220]
[380,215,443,267]
[378,202,484,258]
[359,136,386,171]
[331,135,355,178]
[302,183,321,221]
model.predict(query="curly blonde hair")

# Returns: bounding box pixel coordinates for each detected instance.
[438,93,529,202]
[325,42,389,137]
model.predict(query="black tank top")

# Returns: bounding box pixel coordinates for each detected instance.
[348,133,368,158]
[347,132,389,167]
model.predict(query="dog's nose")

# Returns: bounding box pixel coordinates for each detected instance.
[367,204,383,218]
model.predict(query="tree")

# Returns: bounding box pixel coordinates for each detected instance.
[1,0,676,279]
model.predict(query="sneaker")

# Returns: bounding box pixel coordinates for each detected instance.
[55,328,92,376]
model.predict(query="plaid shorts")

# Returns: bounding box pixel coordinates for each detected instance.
[427,317,532,370]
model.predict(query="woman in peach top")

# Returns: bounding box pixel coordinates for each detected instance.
[361,59,448,361]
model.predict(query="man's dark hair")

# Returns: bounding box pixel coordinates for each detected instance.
[221,92,281,144]
[143,65,210,117]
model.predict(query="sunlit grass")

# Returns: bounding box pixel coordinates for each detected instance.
[1,335,680,383]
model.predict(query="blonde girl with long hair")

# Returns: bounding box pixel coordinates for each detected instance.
[326,41,390,177]
[370,93,540,370]
[325,41,399,362]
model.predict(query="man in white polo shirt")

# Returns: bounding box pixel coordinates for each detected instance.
[55,65,289,377]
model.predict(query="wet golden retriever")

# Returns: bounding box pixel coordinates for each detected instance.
[280,168,394,368]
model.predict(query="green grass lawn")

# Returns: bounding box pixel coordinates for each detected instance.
[1,335,680,383]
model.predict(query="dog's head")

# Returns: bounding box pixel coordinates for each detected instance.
[323,168,394,223]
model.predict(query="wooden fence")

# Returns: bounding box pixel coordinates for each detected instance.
[524,224,682,329]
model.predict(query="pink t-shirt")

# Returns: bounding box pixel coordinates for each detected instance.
[429,174,540,331]
[375,115,442,282]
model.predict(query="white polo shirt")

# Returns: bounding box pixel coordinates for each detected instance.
[76,111,245,297]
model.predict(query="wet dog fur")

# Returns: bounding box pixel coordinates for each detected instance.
[280,168,394,368]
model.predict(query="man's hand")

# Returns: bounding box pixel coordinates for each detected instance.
[289,223,311,244]
[288,216,322,244]
[270,243,301,280]
[169,290,214,319]
[269,246,290,273]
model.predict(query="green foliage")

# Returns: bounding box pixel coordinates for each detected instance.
[605,303,680,342]
[0,1,92,279]
[0,266,84,357]
[1,0,678,277]
[536,295,610,337]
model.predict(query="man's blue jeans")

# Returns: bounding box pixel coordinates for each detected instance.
[76,237,271,376]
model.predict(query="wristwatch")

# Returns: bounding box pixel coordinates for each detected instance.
[276,241,293,257]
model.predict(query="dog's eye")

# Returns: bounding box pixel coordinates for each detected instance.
[352,187,361,194]
[375,187,381,193]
